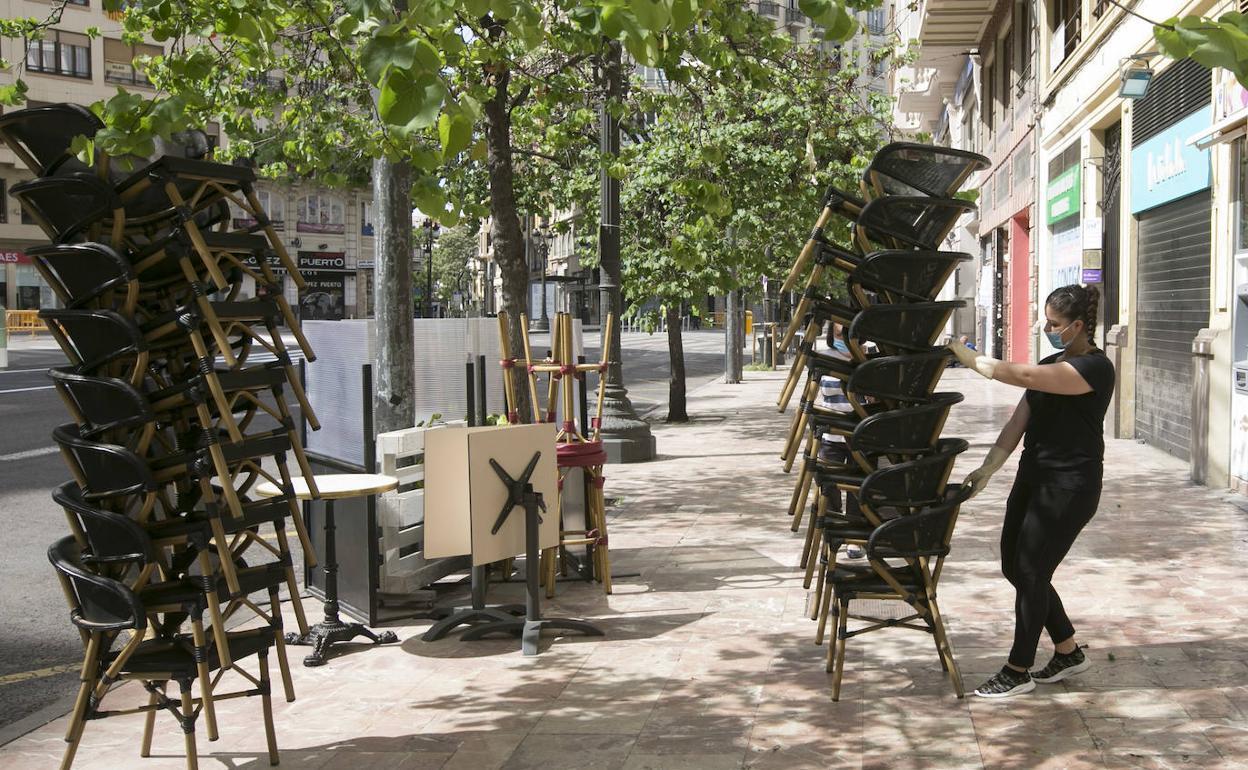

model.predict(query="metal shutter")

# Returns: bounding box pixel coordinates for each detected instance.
[1134,191,1211,461]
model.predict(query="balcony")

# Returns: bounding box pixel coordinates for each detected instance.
[915,0,994,49]
[785,8,806,24]
[756,1,780,18]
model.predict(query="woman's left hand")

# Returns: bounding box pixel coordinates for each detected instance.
[948,341,998,379]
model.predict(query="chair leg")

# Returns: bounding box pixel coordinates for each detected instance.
[927,594,964,698]
[269,587,296,702]
[810,540,827,622]
[831,599,849,702]
[788,459,812,531]
[140,682,162,759]
[63,633,98,744]
[802,517,823,590]
[814,567,835,645]
[259,648,280,766]
[592,472,611,594]
[800,493,826,582]
[178,678,200,770]
[190,619,219,741]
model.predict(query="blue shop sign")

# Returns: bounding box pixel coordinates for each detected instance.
[1130,106,1211,214]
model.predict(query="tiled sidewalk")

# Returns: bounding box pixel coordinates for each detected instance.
[5,369,1248,769]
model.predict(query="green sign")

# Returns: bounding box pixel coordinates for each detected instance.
[1047,165,1081,225]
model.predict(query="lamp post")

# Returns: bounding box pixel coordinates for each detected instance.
[421,217,439,318]
[531,222,551,332]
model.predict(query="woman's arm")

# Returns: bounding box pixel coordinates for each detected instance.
[994,395,1030,453]
[949,341,1092,396]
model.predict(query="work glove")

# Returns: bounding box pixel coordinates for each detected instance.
[948,341,999,379]
[964,446,1010,498]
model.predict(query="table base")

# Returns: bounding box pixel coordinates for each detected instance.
[285,620,399,667]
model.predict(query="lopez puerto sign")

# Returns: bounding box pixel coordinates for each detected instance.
[1130,106,1211,215]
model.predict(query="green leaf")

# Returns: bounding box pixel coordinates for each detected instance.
[630,0,671,31]
[438,110,474,158]
[378,69,447,130]
[0,79,28,106]
[360,33,418,84]
[343,0,391,21]
[671,0,695,30]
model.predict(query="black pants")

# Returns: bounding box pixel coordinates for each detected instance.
[1001,480,1100,669]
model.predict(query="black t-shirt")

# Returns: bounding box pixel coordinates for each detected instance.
[1017,348,1115,490]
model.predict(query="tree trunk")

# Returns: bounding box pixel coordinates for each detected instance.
[725,289,741,384]
[372,156,415,435]
[482,64,532,423]
[665,303,688,422]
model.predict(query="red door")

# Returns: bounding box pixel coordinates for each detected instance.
[1007,213,1031,363]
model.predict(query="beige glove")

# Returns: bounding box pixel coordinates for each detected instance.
[948,341,999,379]
[964,446,1010,498]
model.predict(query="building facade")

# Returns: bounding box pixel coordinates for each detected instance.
[898,0,1246,494]
[0,0,377,319]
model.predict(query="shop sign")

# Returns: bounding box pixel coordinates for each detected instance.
[1082,217,1102,250]
[356,259,375,269]
[298,270,346,321]
[0,250,30,265]
[1046,166,1080,225]
[297,251,348,271]
[240,252,284,270]
[1051,224,1082,288]
[1082,268,1103,283]
[1130,106,1211,214]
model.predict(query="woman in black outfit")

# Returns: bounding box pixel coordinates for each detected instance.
[948,284,1115,698]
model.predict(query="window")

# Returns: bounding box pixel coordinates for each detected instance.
[1000,28,1012,113]
[103,38,162,87]
[296,194,344,234]
[361,200,375,237]
[866,8,886,35]
[25,30,91,79]
[1237,138,1248,252]
[984,59,995,133]
[233,188,284,230]
[0,179,6,224]
[20,200,35,225]
[1049,0,1080,70]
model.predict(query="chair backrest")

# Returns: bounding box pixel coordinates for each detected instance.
[49,368,156,439]
[52,423,158,501]
[28,242,136,311]
[849,250,972,303]
[844,350,950,403]
[855,196,976,251]
[856,437,969,511]
[39,309,148,378]
[848,393,964,457]
[9,173,122,244]
[48,535,146,632]
[0,103,103,176]
[847,301,965,354]
[53,481,157,568]
[866,143,990,199]
[867,484,974,560]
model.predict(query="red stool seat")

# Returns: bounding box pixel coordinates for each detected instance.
[557,441,607,468]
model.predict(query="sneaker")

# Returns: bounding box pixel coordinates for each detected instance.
[1032,645,1091,683]
[844,544,865,559]
[973,666,1035,698]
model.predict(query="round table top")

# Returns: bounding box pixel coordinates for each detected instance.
[253,473,399,501]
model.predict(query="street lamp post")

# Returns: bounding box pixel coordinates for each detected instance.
[529,222,550,332]
[421,217,438,318]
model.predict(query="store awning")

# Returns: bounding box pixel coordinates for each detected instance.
[1187,106,1248,150]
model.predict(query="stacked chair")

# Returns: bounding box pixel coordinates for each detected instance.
[498,311,616,596]
[2,103,323,768]
[775,143,988,700]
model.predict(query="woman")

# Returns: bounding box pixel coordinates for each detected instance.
[948,284,1114,699]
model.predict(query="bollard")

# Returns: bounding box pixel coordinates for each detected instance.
[0,306,7,369]
[1191,329,1216,485]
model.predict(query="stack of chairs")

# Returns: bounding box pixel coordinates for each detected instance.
[498,311,616,596]
[775,142,988,700]
[2,103,325,768]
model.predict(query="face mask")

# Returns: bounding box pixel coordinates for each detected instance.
[1045,321,1074,350]
[832,338,849,353]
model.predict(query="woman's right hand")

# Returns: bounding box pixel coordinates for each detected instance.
[964,446,1010,498]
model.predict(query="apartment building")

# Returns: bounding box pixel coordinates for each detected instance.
[0,0,376,319]
[898,0,1248,494]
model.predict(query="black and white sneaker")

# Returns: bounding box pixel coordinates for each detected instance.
[1032,645,1091,684]
[973,666,1035,698]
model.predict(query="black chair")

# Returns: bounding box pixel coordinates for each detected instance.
[824,485,973,700]
[0,103,103,176]
[864,142,990,199]
[48,535,280,770]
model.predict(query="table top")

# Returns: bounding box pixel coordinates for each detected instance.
[253,473,399,501]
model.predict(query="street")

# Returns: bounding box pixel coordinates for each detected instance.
[0,327,739,734]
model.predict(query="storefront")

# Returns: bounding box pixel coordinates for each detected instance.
[1,248,53,310]
[1128,59,1213,463]
[297,251,351,321]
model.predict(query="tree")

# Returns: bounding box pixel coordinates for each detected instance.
[428,225,481,315]
[616,45,891,421]
[1153,12,1248,86]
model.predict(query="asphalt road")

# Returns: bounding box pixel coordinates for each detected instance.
[0,327,738,736]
